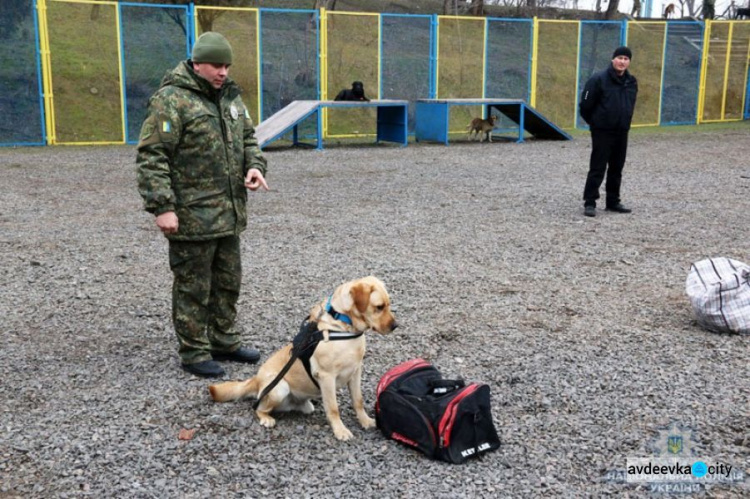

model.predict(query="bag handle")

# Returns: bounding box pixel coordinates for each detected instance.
[428,378,465,395]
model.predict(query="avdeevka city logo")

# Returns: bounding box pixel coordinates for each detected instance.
[603,422,745,494]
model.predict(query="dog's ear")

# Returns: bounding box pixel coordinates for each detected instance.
[350,281,373,314]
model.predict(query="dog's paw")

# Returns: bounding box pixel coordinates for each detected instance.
[300,400,315,414]
[333,426,354,441]
[358,414,376,429]
[258,415,276,428]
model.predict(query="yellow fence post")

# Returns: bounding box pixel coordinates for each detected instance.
[256,11,262,122]
[37,0,55,144]
[657,20,668,126]
[320,7,328,139]
[720,21,734,121]
[530,17,538,108]
[697,20,711,124]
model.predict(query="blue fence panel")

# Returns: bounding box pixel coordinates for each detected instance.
[661,21,703,125]
[120,3,190,144]
[577,21,623,129]
[486,18,533,102]
[260,9,319,123]
[381,14,432,133]
[1,0,45,146]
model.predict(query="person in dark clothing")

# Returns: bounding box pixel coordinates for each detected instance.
[579,46,638,218]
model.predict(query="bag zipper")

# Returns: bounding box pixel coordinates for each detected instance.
[376,358,431,402]
[437,383,480,448]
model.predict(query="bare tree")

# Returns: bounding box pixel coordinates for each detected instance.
[470,0,485,15]
[115,1,259,33]
[683,0,700,16]
[312,0,337,10]
[604,0,620,18]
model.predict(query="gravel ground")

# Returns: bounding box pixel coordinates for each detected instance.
[1,126,749,498]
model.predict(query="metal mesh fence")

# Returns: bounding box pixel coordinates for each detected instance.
[702,22,730,122]
[6,6,750,147]
[627,22,665,126]
[486,19,532,101]
[661,22,702,125]
[381,14,432,133]
[121,3,189,144]
[535,21,579,130]
[0,0,43,146]
[325,12,379,136]
[260,9,318,122]
[724,22,750,120]
[577,21,623,129]
[485,19,532,131]
[47,0,123,144]
[437,17,484,133]
[197,8,260,124]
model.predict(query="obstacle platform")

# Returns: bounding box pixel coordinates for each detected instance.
[255,100,409,150]
[414,99,572,145]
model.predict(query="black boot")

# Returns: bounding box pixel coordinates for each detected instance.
[212,346,260,364]
[182,360,225,378]
[606,203,632,213]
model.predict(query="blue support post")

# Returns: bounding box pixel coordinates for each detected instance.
[526,20,534,103]
[316,10,321,101]
[34,0,46,146]
[316,107,323,150]
[430,14,438,99]
[118,2,130,143]
[379,15,383,100]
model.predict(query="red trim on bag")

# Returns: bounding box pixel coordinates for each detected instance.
[376,358,431,400]
[391,431,420,448]
[437,383,480,448]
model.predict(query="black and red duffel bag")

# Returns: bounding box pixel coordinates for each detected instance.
[375,358,500,464]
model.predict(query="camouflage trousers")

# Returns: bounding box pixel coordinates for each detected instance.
[168,235,242,364]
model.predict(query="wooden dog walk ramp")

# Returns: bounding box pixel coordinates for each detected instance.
[255,100,409,150]
[254,101,320,148]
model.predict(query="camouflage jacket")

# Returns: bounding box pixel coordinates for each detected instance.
[136,61,267,241]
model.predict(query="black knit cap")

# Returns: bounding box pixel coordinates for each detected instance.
[612,46,632,60]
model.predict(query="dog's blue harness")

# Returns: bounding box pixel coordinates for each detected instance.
[252,297,362,410]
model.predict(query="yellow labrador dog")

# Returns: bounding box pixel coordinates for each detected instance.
[209,276,398,441]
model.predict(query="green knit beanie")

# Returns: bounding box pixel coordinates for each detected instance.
[192,32,233,65]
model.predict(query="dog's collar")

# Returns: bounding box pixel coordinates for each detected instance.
[325,295,353,325]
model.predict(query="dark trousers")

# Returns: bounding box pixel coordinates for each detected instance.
[583,129,629,207]
[168,235,242,364]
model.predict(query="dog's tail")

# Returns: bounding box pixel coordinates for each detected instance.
[208,377,260,403]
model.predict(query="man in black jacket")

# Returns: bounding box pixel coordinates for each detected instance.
[579,46,638,217]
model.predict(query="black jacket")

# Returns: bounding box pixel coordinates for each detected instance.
[579,64,638,131]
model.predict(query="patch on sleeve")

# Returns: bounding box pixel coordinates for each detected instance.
[137,115,159,148]
[244,108,250,119]
[157,114,177,143]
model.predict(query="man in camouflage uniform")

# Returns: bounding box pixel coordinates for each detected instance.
[137,32,268,377]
